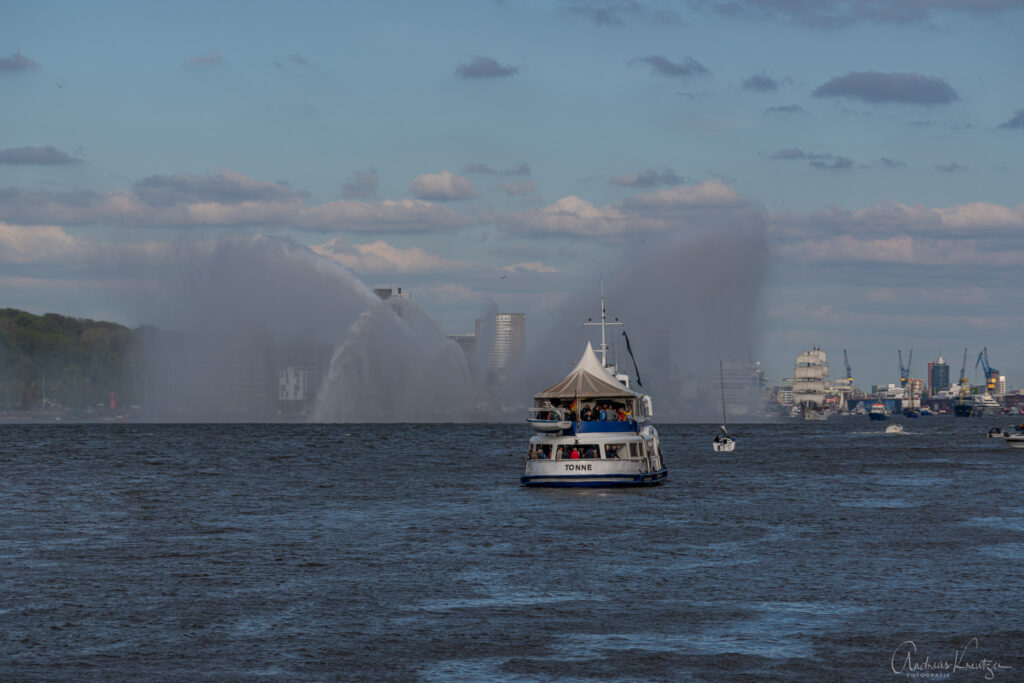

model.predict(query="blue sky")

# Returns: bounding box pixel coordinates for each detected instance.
[2,0,1023,389]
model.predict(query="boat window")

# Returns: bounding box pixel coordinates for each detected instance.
[556,444,600,459]
[528,444,552,459]
[628,442,642,459]
[603,443,621,459]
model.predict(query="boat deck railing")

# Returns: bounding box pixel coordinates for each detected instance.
[568,420,638,434]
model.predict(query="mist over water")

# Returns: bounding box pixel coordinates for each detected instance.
[127,206,766,424]
[499,208,769,422]
[132,236,472,421]
[311,297,474,422]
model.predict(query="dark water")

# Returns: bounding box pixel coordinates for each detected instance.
[2,418,1023,681]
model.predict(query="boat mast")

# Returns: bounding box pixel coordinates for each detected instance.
[720,360,728,430]
[585,281,621,369]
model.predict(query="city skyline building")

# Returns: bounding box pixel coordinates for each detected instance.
[487,313,526,372]
[930,355,950,396]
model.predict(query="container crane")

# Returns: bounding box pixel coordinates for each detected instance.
[975,347,999,393]
[959,347,969,396]
[898,349,912,387]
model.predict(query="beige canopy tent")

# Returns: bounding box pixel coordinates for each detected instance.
[533,342,636,400]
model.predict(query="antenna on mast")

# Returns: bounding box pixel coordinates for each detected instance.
[584,281,622,369]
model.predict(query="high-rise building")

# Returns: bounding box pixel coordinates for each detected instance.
[930,355,950,395]
[487,313,525,371]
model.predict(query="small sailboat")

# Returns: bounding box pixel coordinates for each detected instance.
[713,361,736,452]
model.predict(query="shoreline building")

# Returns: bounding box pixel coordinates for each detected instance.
[929,355,950,396]
[487,313,525,373]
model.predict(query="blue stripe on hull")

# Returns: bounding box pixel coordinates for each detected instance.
[521,469,668,487]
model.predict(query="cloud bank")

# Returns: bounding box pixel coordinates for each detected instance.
[499,180,751,237]
[455,56,518,78]
[0,52,39,72]
[630,55,710,78]
[813,71,958,104]
[696,0,1024,27]
[0,170,478,233]
[0,146,80,165]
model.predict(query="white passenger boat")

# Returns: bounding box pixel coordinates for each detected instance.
[521,299,667,487]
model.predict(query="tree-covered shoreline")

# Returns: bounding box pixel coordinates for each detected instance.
[0,308,139,413]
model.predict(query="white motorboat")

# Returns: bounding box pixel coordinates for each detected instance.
[521,296,667,487]
[885,424,904,434]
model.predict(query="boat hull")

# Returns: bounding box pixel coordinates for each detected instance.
[522,458,666,487]
[868,413,886,421]
[521,468,668,487]
[1006,435,1024,449]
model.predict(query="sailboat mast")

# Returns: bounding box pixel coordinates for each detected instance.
[720,360,727,428]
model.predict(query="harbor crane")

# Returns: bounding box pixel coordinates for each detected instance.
[975,347,999,393]
[898,349,913,387]
[959,347,969,396]
[843,349,852,383]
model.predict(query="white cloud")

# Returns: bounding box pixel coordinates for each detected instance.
[311,238,471,274]
[0,222,85,264]
[0,171,479,234]
[771,201,1024,238]
[409,171,479,201]
[499,180,753,237]
[299,199,476,233]
[777,234,1024,267]
[500,261,560,273]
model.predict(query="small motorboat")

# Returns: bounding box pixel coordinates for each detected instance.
[1005,433,1024,449]
[988,427,1007,438]
[885,424,904,434]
